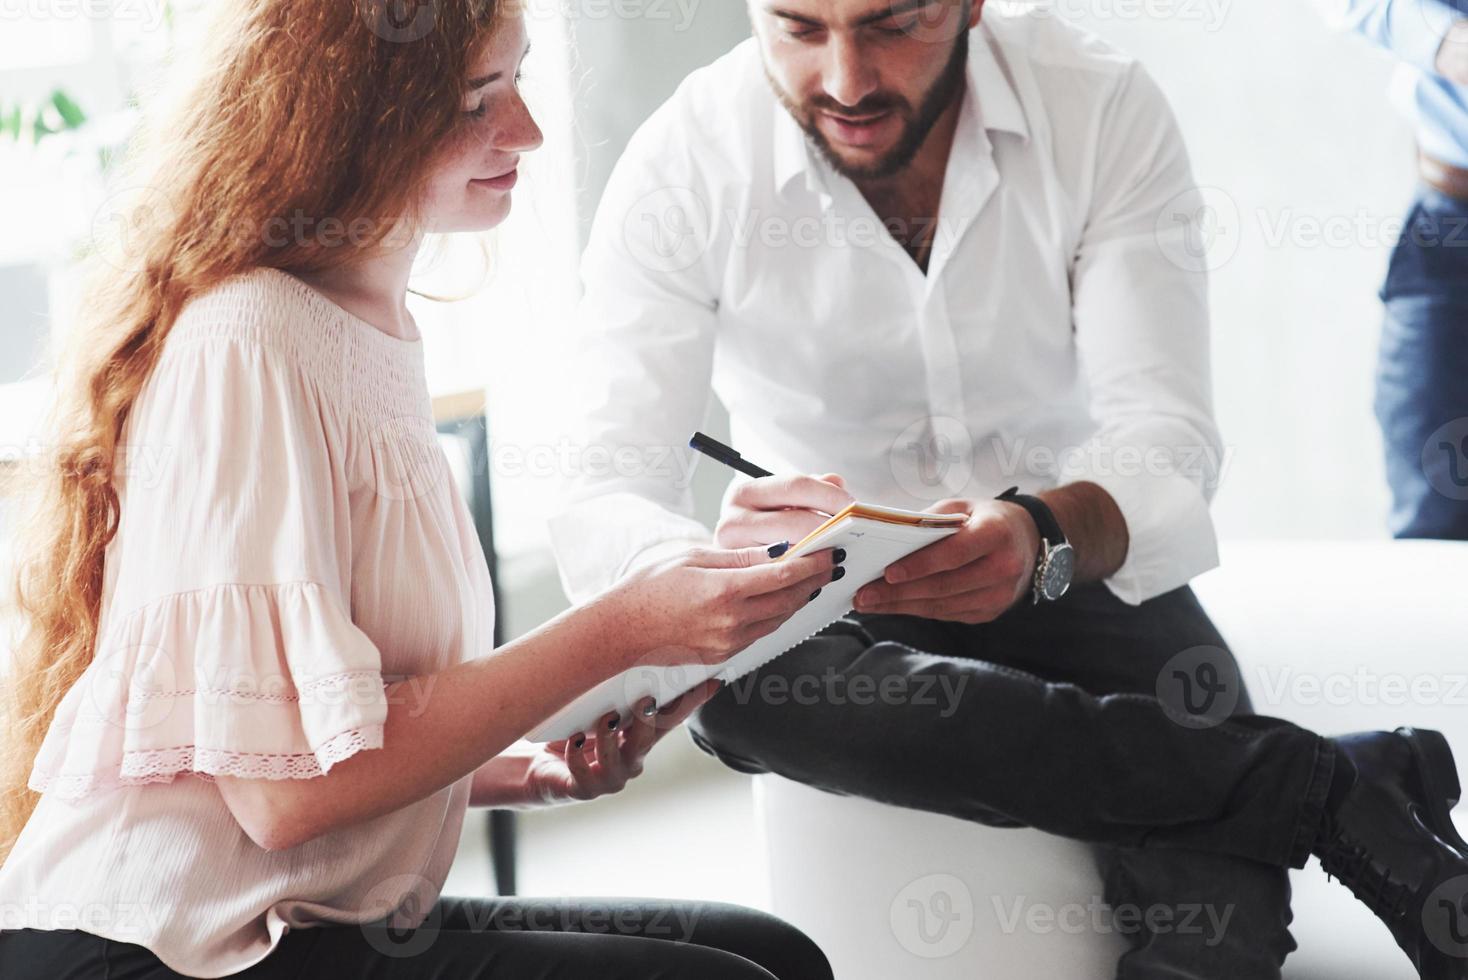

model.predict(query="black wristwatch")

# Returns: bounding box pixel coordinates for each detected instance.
[996,487,1075,604]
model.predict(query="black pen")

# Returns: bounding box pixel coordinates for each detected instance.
[689,432,774,479]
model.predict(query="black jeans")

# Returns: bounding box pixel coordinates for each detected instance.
[688,583,1336,980]
[0,896,833,980]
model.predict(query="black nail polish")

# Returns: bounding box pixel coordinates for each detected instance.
[832,566,846,582]
[832,548,847,565]
[640,699,658,717]
[607,715,620,731]
[572,734,585,749]
[768,541,791,558]
[809,588,822,602]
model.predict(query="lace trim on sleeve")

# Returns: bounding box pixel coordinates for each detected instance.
[29,724,385,800]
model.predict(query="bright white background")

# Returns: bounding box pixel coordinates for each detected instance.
[1056,0,1412,541]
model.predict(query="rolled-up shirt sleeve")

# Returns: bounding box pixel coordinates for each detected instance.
[1316,0,1460,73]
[1062,62,1223,606]
[548,99,721,605]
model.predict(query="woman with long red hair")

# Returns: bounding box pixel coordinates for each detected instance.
[0,2,838,976]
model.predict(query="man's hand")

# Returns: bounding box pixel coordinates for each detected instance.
[714,473,855,549]
[852,498,1040,624]
[1438,20,1468,85]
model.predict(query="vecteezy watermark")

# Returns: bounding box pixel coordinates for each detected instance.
[891,873,975,959]
[890,416,976,501]
[90,186,420,269]
[1155,187,1468,273]
[540,0,703,31]
[1156,645,1241,729]
[887,417,1232,503]
[90,185,178,273]
[371,415,453,502]
[0,439,176,490]
[359,874,443,957]
[85,642,178,734]
[723,666,969,718]
[893,0,972,44]
[489,440,701,487]
[992,895,1236,947]
[358,877,708,959]
[1154,185,1242,274]
[995,0,1234,33]
[364,0,706,44]
[620,189,975,274]
[85,639,435,735]
[612,653,719,730]
[258,211,415,251]
[467,898,706,938]
[721,210,960,253]
[0,0,167,32]
[622,186,712,273]
[1256,207,1412,251]
[987,435,1232,494]
[1425,876,1468,959]
[0,897,167,938]
[360,0,439,43]
[1423,418,1468,502]
[1252,666,1468,709]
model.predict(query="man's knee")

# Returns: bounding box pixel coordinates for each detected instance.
[686,686,774,775]
[687,634,878,773]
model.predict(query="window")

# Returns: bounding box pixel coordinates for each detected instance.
[0,16,93,70]
[1,3,583,560]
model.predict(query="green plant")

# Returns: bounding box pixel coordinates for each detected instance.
[0,89,88,146]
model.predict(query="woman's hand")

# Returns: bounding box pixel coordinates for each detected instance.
[472,682,723,809]
[612,541,842,671]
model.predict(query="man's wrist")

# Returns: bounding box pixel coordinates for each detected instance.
[995,499,1042,561]
[1035,482,1128,584]
[999,500,1043,604]
[997,488,1077,603]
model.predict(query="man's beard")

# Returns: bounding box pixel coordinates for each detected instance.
[766,27,970,183]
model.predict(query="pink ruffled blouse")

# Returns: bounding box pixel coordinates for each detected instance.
[0,267,496,976]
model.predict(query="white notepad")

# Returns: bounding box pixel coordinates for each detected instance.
[526,503,967,742]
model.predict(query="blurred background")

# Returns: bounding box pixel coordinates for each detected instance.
[0,0,1417,913]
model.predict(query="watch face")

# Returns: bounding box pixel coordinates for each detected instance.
[1040,544,1075,600]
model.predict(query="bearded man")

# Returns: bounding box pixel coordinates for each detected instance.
[551,3,1468,977]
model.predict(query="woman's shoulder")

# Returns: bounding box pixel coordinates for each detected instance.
[155,266,428,423]
[168,267,333,364]
[162,268,355,393]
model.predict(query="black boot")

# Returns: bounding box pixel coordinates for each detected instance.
[1316,727,1468,979]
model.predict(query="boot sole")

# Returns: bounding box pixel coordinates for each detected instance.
[1403,726,1468,855]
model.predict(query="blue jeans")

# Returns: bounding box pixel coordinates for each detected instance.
[1376,185,1468,539]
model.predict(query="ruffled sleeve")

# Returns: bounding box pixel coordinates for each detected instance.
[29,318,390,801]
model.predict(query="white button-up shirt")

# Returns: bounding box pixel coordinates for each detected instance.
[550,9,1223,607]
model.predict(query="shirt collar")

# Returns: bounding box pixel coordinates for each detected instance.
[773,23,1031,200]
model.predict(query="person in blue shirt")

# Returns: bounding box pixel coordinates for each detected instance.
[1326,0,1468,537]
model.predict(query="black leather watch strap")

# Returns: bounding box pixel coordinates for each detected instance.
[996,487,1067,545]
